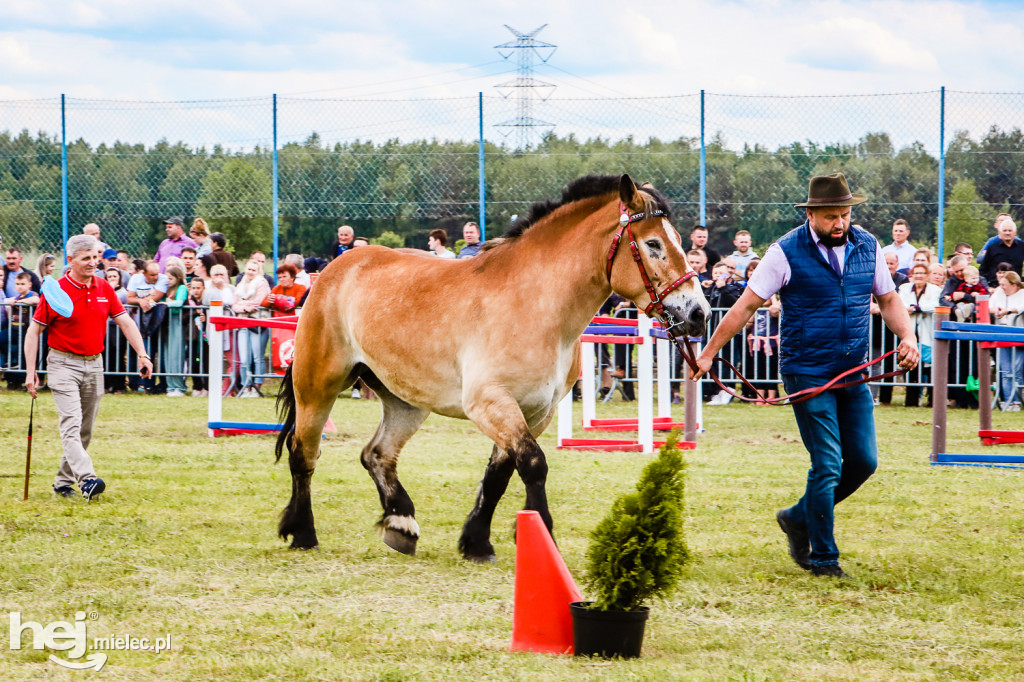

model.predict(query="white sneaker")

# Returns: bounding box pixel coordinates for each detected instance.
[352,388,361,399]
[166,389,185,397]
[1010,403,1022,412]
[239,387,257,398]
[1000,401,1009,412]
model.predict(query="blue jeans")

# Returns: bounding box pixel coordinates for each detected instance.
[997,347,1024,404]
[237,327,267,388]
[781,374,878,567]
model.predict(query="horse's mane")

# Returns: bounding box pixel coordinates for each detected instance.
[481,174,672,252]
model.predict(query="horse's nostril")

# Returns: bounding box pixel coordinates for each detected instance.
[689,307,705,325]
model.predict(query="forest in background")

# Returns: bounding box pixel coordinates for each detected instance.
[1,124,1021,260]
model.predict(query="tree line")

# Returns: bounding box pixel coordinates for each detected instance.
[1,125,1021,259]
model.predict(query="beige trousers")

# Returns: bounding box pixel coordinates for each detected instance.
[47,349,104,488]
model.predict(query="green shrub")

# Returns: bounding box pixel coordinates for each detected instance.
[370,231,405,249]
[584,431,689,611]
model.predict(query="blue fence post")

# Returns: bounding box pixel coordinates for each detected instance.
[61,93,68,258]
[699,89,706,226]
[937,86,946,261]
[478,92,486,241]
[272,93,279,276]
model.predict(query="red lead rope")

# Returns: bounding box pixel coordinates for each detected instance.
[673,339,907,406]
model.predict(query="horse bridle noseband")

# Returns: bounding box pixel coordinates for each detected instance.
[605,200,907,406]
[606,201,697,334]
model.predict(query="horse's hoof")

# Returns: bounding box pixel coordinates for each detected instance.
[382,528,417,556]
[289,544,320,551]
[465,553,497,564]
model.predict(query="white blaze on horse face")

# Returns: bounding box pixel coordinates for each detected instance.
[661,218,687,260]
[659,220,710,318]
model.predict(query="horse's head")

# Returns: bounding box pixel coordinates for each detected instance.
[608,174,710,338]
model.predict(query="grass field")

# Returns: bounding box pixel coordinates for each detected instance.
[2,386,1024,681]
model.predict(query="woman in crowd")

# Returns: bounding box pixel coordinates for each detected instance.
[231,259,271,398]
[191,218,213,257]
[912,247,933,272]
[202,264,236,396]
[36,253,56,279]
[262,263,306,317]
[103,268,129,394]
[928,263,947,288]
[162,265,189,397]
[899,263,941,407]
[990,271,1024,411]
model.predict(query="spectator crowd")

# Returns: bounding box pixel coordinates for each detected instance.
[3,215,1023,410]
[2,219,489,399]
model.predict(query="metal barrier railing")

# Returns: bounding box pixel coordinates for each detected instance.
[0,302,998,400]
[0,302,285,394]
[587,307,975,402]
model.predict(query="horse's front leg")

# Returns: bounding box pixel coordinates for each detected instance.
[461,389,553,562]
[459,444,516,563]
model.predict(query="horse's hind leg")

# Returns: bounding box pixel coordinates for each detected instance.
[360,382,429,555]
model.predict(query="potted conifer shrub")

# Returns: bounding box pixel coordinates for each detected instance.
[571,431,690,658]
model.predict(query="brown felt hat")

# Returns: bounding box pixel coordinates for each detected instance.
[794,172,867,208]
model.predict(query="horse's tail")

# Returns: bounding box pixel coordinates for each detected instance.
[275,364,296,463]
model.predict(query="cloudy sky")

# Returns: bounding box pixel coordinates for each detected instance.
[2,0,1022,148]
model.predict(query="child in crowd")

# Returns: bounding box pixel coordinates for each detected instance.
[3,272,40,390]
[163,265,189,397]
[954,265,990,322]
[103,269,129,393]
[186,278,208,396]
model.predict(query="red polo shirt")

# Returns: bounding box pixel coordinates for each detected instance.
[33,274,127,356]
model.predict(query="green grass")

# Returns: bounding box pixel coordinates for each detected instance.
[2,387,1023,680]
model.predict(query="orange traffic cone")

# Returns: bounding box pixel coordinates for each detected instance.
[510,510,583,654]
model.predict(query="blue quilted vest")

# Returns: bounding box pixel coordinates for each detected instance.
[777,222,877,377]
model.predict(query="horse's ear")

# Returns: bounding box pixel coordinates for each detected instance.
[619,174,640,208]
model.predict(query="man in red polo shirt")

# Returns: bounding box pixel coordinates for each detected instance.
[23,235,153,501]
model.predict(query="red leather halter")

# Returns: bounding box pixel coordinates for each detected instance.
[606,201,697,323]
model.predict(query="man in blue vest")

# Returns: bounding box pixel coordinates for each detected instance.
[693,173,919,578]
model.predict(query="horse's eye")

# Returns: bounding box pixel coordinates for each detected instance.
[645,240,661,250]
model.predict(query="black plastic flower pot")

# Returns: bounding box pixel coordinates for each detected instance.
[569,601,650,659]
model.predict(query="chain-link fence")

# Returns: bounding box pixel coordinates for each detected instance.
[2,90,1024,262]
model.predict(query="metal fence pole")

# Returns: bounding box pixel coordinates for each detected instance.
[60,93,68,257]
[478,92,486,240]
[699,89,706,226]
[272,93,279,275]
[937,86,946,261]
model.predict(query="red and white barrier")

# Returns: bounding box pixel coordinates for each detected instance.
[557,314,699,453]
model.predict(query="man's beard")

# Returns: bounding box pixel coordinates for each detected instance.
[817,230,849,248]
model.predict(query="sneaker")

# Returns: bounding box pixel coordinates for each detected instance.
[810,563,849,579]
[240,387,259,399]
[708,390,732,406]
[351,388,361,399]
[999,401,1009,412]
[53,485,75,498]
[776,509,811,570]
[166,390,185,397]
[80,478,105,501]
[873,397,880,406]
[1010,403,1022,412]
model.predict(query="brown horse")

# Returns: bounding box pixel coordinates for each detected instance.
[275,174,709,561]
